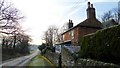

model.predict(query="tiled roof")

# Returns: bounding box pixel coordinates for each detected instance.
[79,18,102,28]
[102,19,118,28]
[61,18,102,35]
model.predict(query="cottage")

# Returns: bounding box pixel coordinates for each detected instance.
[61,2,102,46]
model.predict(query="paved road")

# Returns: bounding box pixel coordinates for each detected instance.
[0,49,40,67]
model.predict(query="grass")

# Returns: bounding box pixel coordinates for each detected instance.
[43,49,59,66]
[27,53,53,67]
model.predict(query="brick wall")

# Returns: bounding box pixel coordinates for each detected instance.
[79,27,99,36]
[62,26,100,45]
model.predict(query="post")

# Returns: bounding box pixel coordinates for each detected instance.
[58,53,62,68]
[58,45,62,68]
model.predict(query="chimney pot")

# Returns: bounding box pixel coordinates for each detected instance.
[69,19,71,23]
[71,20,72,23]
[91,4,93,8]
[88,2,91,8]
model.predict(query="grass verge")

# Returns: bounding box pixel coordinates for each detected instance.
[27,53,53,67]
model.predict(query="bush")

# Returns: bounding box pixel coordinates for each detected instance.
[38,44,46,51]
[80,25,120,64]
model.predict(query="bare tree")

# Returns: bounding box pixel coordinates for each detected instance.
[0,0,24,35]
[100,11,113,22]
[2,32,31,61]
[1,0,30,60]
[113,8,120,23]
[43,25,60,46]
[0,0,24,50]
[100,7,120,23]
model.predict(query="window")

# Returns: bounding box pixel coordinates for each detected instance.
[71,30,74,37]
[63,35,65,40]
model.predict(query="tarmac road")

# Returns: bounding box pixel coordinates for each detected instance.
[0,49,40,68]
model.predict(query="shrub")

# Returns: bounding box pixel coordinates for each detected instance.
[38,44,46,51]
[80,25,120,64]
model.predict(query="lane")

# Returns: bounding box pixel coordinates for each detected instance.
[0,49,40,67]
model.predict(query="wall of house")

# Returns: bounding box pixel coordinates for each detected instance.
[72,27,80,45]
[62,26,101,45]
[72,26,100,45]
[63,31,71,42]
[79,27,100,36]
[62,26,80,45]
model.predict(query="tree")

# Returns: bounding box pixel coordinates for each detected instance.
[0,0,24,35]
[113,8,120,23]
[2,33,31,56]
[43,25,60,46]
[100,11,113,22]
[1,0,30,60]
[16,33,30,54]
[100,7,120,23]
[0,0,25,49]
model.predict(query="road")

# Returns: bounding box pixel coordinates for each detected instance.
[0,49,40,67]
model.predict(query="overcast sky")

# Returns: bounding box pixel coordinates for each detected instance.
[10,0,119,45]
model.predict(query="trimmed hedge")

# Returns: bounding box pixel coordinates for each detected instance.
[80,25,120,64]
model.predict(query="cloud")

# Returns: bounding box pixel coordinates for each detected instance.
[11,0,119,45]
[91,0,119,3]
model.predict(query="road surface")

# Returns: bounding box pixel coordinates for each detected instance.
[0,49,40,67]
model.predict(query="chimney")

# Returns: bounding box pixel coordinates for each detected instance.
[86,2,96,19]
[68,19,73,29]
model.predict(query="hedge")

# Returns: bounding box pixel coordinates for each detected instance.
[80,25,120,64]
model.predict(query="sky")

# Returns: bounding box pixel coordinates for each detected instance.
[9,0,120,45]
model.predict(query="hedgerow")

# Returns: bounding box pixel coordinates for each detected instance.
[80,25,120,64]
